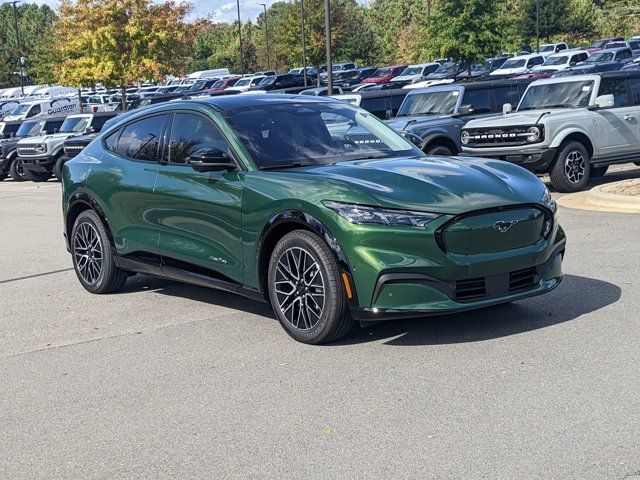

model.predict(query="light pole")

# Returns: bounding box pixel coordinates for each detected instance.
[535,0,540,54]
[10,1,24,96]
[324,0,332,95]
[300,0,308,86]
[236,0,244,75]
[259,3,270,70]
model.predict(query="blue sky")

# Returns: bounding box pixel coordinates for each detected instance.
[26,0,366,23]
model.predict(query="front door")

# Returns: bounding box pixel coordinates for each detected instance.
[595,77,638,157]
[153,111,244,284]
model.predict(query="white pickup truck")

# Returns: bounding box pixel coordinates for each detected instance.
[461,72,640,191]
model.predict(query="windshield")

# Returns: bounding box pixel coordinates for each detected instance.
[189,81,206,91]
[16,120,43,136]
[370,68,391,78]
[222,102,420,169]
[234,78,251,87]
[588,52,614,62]
[212,80,226,88]
[518,80,594,110]
[60,116,90,133]
[434,62,458,74]
[10,104,32,116]
[501,58,526,69]
[590,40,607,49]
[259,76,276,85]
[402,66,423,76]
[605,42,626,49]
[397,90,459,116]
[539,45,555,53]
[471,60,491,71]
[543,55,569,66]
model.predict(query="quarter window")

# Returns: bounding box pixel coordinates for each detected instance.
[598,78,630,107]
[116,114,167,161]
[168,113,229,164]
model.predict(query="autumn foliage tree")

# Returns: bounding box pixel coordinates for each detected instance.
[53,0,192,109]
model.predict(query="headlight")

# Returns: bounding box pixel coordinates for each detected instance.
[35,144,47,153]
[322,200,440,227]
[526,126,541,142]
[540,187,557,214]
[461,131,470,145]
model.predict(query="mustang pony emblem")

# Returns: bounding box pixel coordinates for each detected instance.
[493,220,518,233]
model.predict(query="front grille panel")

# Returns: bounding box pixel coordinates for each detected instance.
[17,146,40,156]
[63,145,85,157]
[454,266,539,302]
[509,267,536,292]
[464,125,538,148]
[455,277,486,301]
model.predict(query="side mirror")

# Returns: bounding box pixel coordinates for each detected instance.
[458,104,474,116]
[53,128,59,134]
[87,126,96,134]
[503,103,513,115]
[400,131,422,147]
[188,147,235,172]
[385,109,393,120]
[593,94,615,109]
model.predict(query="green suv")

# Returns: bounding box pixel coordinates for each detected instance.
[62,95,565,344]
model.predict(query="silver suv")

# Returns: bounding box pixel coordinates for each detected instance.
[461,71,640,191]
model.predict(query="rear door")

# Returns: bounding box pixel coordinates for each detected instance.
[629,76,640,155]
[595,77,637,157]
[153,111,244,283]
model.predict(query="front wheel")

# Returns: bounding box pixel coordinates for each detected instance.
[424,144,454,156]
[267,230,354,344]
[71,210,128,294]
[549,141,591,192]
[8,157,27,181]
[53,156,66,180]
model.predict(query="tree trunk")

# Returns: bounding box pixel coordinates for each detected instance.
[121,85,127,112]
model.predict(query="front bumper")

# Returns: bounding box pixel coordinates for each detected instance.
[20,154,56,172]
[463,147,557,173]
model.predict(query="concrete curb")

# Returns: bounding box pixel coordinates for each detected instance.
[557,180,640,214]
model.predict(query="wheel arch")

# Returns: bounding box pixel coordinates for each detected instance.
[550,129,594,158]
[256,210,357,304]
[65,193,115,250]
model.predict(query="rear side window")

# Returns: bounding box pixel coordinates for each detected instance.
[599,78,630,107]
[461,89,492,114]
[629,78,640,105]
[168,113,229,164]
[494,86,520,110]
[617,49,632,61]
[115,114,168,161]
[44,120,63,134]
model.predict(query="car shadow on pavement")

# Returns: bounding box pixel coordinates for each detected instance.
[338,274,621,346]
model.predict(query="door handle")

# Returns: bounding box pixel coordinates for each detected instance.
[624,115,635,121]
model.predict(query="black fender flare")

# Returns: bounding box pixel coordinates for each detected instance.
[256,210,359,306]
[65,192,115,249]
[420,133,458,154]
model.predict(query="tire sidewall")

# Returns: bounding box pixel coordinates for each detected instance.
[71,210,112,293]
[267,231,345,344]
[9,157,26,181]
[551,142,591,192]
[425,144,454,156]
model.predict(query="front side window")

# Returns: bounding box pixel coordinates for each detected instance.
[222,102,420,169]
[27,104,41,117]
[599,78,630,107]
[587,52,614,63]
[461,89,492,114]
[617,49,632,61]
[168,113,229,164]
[494,86,520,109]
[398,90,460,116]
[115,115,167,161]
[518,80,594,110]
[538,45,555,53]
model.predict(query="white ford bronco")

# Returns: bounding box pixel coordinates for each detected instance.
[461,71,640,191]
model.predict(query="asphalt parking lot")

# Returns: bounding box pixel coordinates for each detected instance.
[1,168,640,480]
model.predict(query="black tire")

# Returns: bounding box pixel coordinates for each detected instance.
[267,230,354,344]
[8,157,27,182]
[549,141,591,193]
[23,168,51,182]
[424,144,454,156]
[53,156,66,180]
[591,165,609,178]
[0,172,7,181]
[71,210,128,294]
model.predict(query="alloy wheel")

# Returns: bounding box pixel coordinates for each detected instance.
[15,159,25,178]
[73,222,104,284]
[274,247,325,331]
[564,151,586,184]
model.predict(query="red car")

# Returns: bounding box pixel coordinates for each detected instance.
[204,76,242,93]
[361,65,408,84]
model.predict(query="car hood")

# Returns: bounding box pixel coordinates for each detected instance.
[391,74,420,83]
[21,132,76,145]
[464,110,569,128]
[284,156,545,214]
[385,115,453,132]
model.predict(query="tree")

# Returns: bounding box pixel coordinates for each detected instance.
[425,0,504,74]
[52,0,191,109]
[522,0,569,43]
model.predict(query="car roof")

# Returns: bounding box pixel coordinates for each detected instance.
[548,49,588,57]
[407,77,533,95]
[190,94,341,110]
[531,70,640,86]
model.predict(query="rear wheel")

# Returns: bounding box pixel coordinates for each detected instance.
[424,144,454,156]
[8,157,27,181]
[549,141,591,192]
[54,156,66,180]
[590,165,609,178]
[267,230,354,344]
[71,210,128,294]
